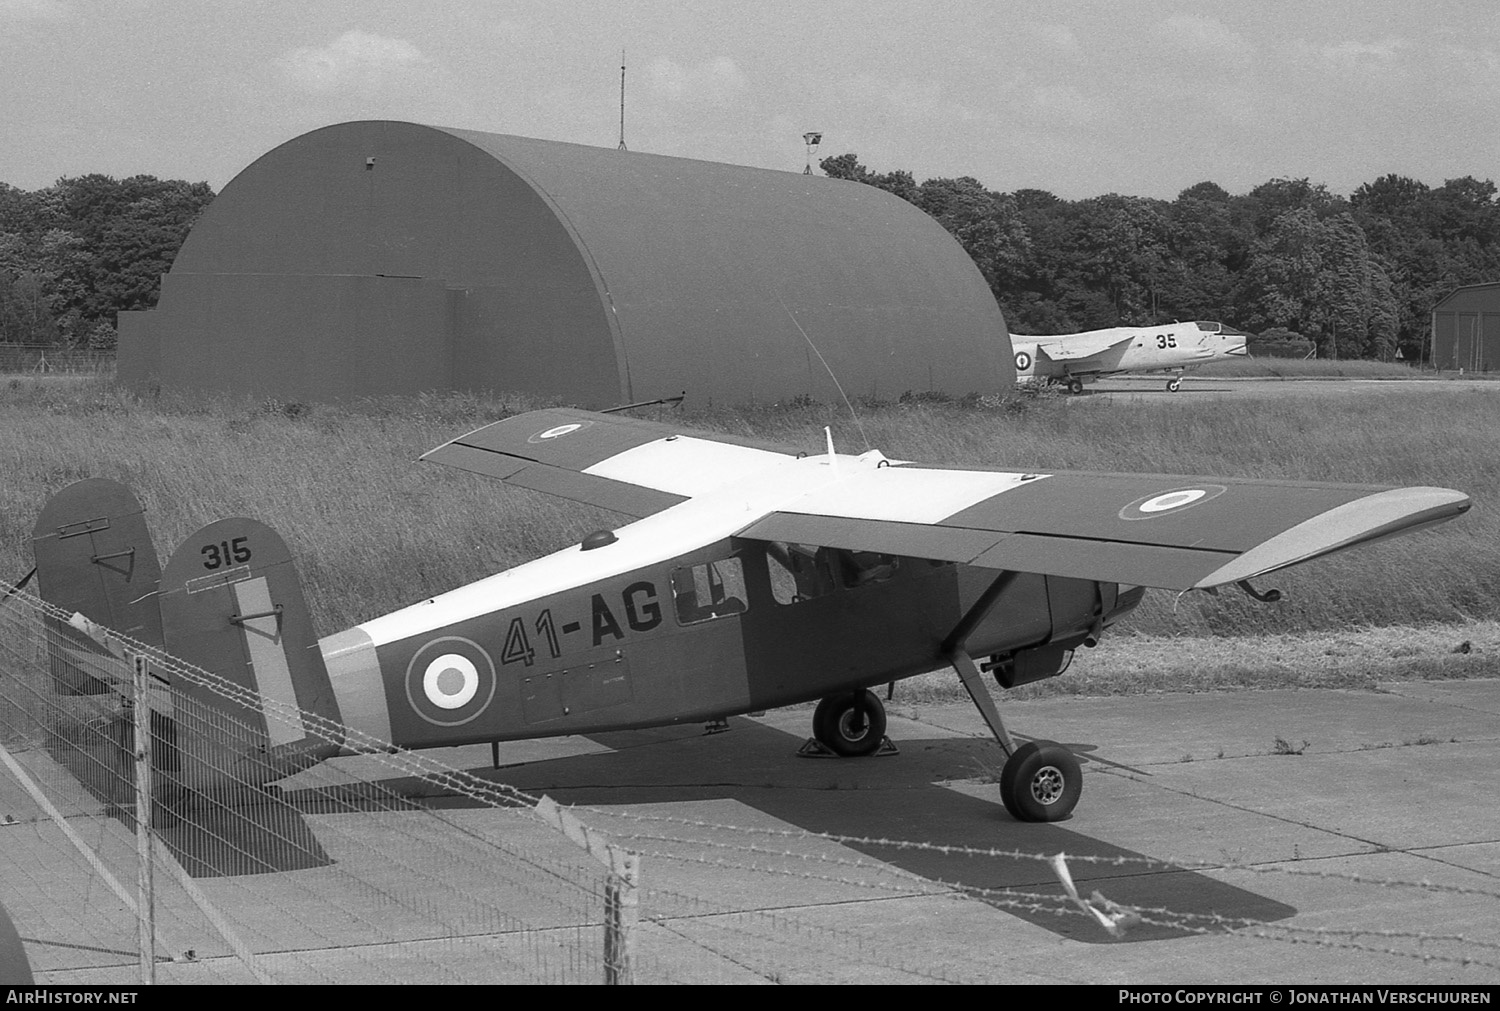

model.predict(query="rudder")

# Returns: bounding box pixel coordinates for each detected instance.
[158,518,342,792]
[31,478,163,694]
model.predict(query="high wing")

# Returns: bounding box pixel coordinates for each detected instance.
[739,466,1468,591]
[422,407,804,518]
[1033,331,1134,361]
[424,410,1469,592]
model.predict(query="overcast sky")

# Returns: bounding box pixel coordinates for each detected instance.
[2,0,1496,201]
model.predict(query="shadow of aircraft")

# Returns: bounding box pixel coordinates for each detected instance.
[286,716,1294,943]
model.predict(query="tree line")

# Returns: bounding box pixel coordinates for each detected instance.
[4,162,1499,362]
[823,154,1500,360]
[0,175,214,350]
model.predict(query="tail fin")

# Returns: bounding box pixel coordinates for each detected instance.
[31,479,163,694]
[158,518,342,791]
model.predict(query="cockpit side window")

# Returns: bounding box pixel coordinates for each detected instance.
[837,551,900,588]
[765,544,904,604]
[766,542,837,605]
[671,557,749,624]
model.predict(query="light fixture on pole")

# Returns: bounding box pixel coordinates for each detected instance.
[803,132,822,175]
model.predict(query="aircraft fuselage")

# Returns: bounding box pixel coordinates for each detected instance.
[321,537,1121,752]
[1012,320,1248,388]
[317,448,1128,753]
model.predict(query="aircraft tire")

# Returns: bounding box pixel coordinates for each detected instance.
[999,740,1081,822]
[1067,378,1085,395]
[1167,378,1182,392]
[812,690,887,757]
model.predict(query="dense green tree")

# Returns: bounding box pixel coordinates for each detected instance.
[0,175,212,344]
[820,153,1498,359]
[1158,183,1251,321]
[1237,209,1398,359]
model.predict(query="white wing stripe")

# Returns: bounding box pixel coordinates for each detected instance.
[582,436,792,497]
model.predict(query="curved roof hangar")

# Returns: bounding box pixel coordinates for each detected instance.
[119,121,1012,406]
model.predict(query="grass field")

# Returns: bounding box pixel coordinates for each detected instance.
[1194,357,1425,379]
[2,374,1495,647]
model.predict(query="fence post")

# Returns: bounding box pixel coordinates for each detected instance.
[532,797,643,984]
[130,653,156,985]
[603,844,638,985]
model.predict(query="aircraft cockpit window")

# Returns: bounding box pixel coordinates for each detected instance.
[1195,321,1222,333]
[837,550,900,588]
[671,557,749,625]
[766,542,837,605]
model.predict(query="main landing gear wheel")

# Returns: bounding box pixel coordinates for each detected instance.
[1067,378,1085,395]
[999,740,1082,822]
[1167,378,1182,392]
[812,689,888,757]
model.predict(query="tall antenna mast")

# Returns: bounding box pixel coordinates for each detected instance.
[618,50,627,150]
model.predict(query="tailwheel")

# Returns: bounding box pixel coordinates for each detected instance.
[812,689,888,757]
[999,740,1082,822]
[1167,378,1182,392]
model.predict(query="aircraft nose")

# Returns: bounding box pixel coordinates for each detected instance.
[1225,342,1248,357]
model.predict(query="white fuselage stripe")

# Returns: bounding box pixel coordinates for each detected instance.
[233,577,306,746]
[354,452,1044,649]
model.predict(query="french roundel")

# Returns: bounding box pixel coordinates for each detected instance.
[527,420,593,444]
[1119,484,1228,521]
[1014,351,1032,371]
[405,637,497,727]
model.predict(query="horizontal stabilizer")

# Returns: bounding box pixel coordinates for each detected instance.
[423,408,801,516]
[1033,332,1133,361]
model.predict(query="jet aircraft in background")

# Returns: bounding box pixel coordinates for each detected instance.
[1012,321,1250,394]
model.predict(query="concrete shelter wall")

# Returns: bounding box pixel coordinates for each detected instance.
[449,129,1010,404]
[1433,285,1500,371]
[122,121,1012,406]
[147,122,622,403]
[144,273,456,400]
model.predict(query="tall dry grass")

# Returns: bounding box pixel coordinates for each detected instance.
[1194,357,1437,379]
[2,375,1494,639]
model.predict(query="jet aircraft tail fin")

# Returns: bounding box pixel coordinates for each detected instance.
[156,517,343,791]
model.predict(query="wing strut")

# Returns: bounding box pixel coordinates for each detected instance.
[942,571,1022,757]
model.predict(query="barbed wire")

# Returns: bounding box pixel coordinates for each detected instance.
[5,577,1497,983]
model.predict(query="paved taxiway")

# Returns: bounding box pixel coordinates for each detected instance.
[9,679,1497,984]
[438,677,1500,984]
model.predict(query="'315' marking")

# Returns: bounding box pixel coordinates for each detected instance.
[201,537,252,570]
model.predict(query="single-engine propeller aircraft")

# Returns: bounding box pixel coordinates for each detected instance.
[1012,320,1250,394]
[29,408,1467,823]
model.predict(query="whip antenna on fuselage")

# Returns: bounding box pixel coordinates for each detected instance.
[777,294,869,451]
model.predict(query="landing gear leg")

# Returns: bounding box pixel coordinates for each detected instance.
[952,650,1082,822]
[943,572,1084,822]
